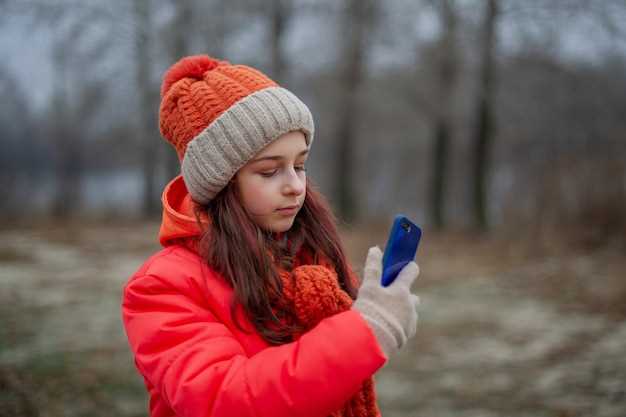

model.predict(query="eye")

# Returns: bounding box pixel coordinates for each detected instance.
[260,170,278,178]
[295,165,307,172]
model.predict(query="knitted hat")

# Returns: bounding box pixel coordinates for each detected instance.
[159,55,315,204]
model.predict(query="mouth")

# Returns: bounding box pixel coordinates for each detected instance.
[276,205,300,215]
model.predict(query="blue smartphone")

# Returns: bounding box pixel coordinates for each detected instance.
[381,215,422,287]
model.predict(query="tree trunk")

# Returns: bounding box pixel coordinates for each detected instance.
[470,0,499,232]
[429,0,458,230]
[205,1,227,58]
[134,0,159,216]
[336,0,375,223]
[431,120,450,229]
[269,0,291,81]
[51,38,81,219]
[165,0,194,182]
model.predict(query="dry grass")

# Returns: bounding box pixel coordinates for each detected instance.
[1,221,625,417]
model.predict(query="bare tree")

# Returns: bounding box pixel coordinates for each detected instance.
[4,1,117,218]
[0,68,33,217]
[335,0,377,223]
[469,0,500,232]
[134,0,159,215]
[162,0,194,182]
[170,0,192,61]
[428,0,459,230]
[268,0,292,81]
[49,17,104,218]
[49,34,77,218]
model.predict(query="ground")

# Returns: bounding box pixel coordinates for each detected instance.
[1,221,625,417]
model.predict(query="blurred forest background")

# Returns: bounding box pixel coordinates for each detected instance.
[1,0,626,417]
[0,0,624,240]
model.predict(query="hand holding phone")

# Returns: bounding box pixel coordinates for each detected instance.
[381,215,422,287]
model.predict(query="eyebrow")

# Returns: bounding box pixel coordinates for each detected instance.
[250,149,309,163]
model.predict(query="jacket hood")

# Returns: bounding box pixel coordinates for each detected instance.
[158,175,287,248]
[158,175,206,247]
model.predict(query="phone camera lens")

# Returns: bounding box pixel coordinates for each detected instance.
[401,222,410,232]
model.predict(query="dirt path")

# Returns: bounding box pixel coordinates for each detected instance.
[1,223,624,417]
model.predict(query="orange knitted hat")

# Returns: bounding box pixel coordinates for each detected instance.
[159,55,315,204]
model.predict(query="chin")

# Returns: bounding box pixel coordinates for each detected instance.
[271,223,295,233]
[265,218,296,233]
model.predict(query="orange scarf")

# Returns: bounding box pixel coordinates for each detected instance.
[277,251,380,417]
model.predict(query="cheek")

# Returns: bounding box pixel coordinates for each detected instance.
[239,177,275,212]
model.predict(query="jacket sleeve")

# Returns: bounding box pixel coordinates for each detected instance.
[122,272,386,417]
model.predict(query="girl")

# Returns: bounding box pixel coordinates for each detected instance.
[122,55,420,417]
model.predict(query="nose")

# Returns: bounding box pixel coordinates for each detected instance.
[282,167,305,196]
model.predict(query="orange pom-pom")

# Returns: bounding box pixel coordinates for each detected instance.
[160,55,225,98]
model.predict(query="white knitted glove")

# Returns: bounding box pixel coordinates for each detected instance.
[353,246,420,359]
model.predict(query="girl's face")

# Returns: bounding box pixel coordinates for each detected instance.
[234,130,308,233]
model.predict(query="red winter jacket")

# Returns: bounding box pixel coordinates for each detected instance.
[121,176,387,417]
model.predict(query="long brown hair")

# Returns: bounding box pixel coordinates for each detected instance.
[195,179,357,345]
